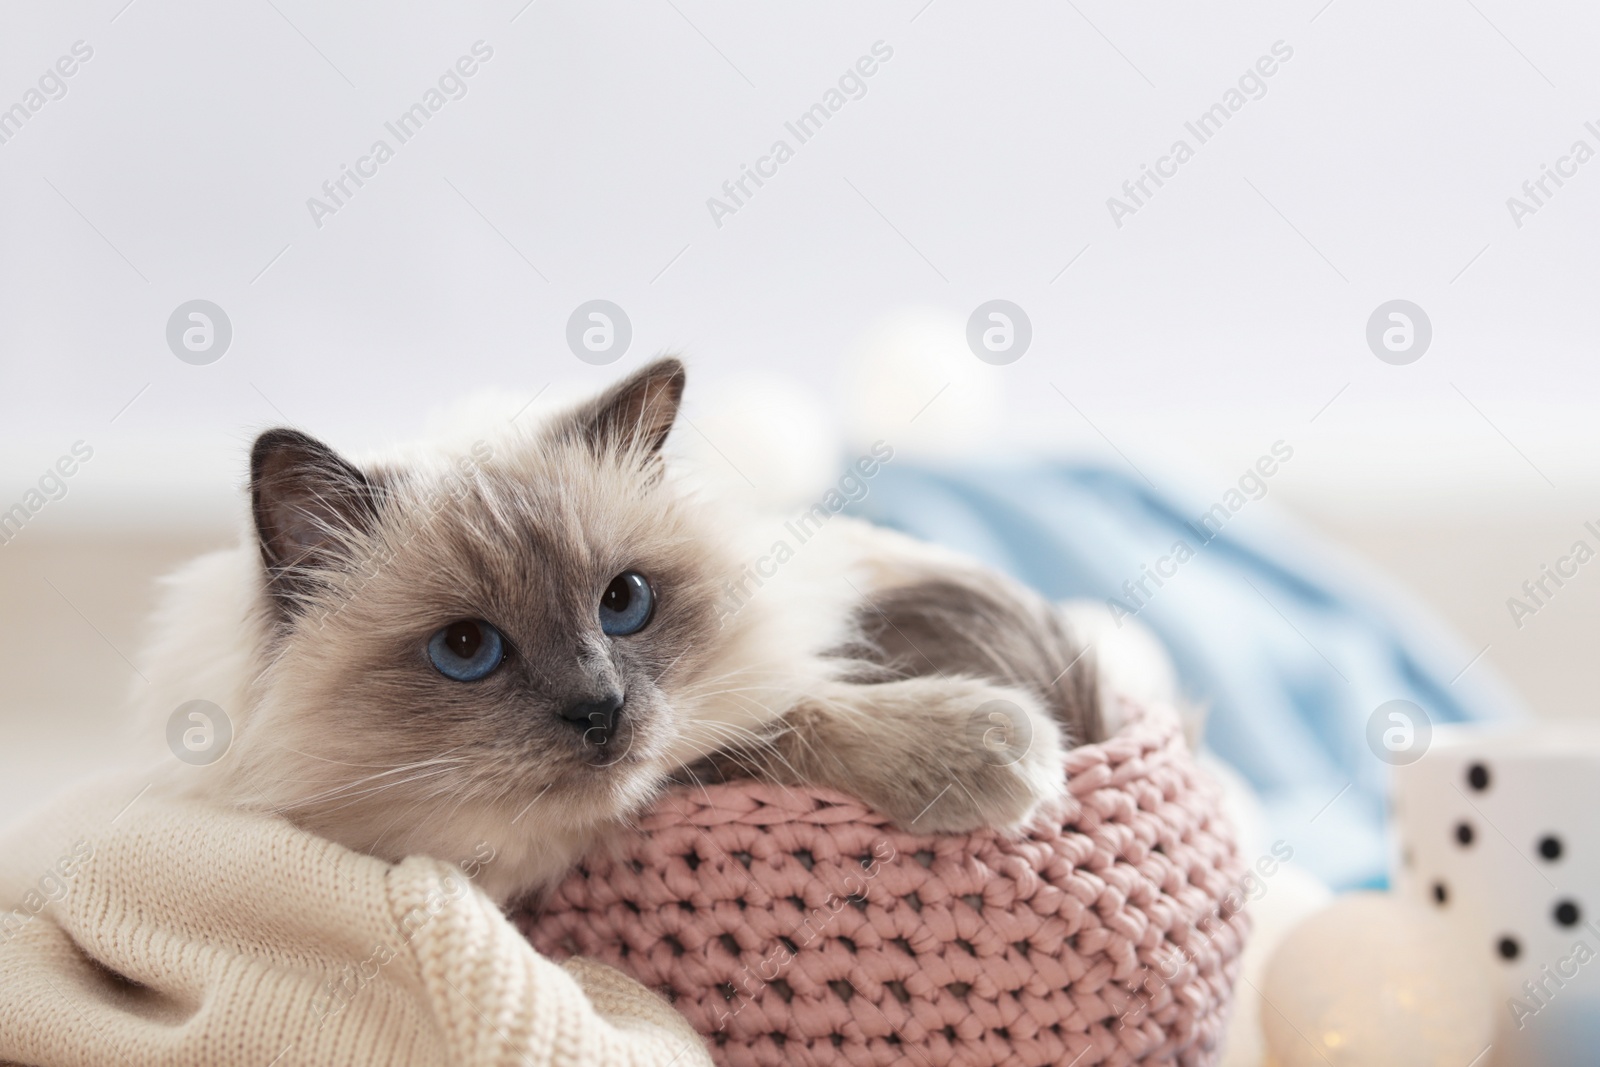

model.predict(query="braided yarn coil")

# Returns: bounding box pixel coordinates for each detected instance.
[519,703,1249,1067]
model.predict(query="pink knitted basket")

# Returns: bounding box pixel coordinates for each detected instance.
[517,703,1249,1066]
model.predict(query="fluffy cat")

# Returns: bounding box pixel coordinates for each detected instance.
[141,359,1102,904]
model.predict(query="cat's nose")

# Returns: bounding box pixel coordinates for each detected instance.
[558,691,623,739]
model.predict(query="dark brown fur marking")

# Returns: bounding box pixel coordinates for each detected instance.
[843,577,1102,747]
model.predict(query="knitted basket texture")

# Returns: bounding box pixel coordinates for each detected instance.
[517,702,1249,1067]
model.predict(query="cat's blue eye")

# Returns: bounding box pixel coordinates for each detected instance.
[427,620,505,682]
[599,571,654,636]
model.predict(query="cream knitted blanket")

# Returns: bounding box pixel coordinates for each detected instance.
[0,778,712,1067]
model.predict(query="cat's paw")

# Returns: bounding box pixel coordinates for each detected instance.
[864,680,1068,835]
[772,677,1069,836]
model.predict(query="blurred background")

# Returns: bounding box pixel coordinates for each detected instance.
[2,0,1597,920]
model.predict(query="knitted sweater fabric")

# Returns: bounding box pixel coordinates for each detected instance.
[0,779,711,1067]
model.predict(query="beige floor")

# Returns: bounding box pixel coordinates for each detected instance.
[1,504,1594,817]
[1301,503,1600,723]
[0,532,226,813]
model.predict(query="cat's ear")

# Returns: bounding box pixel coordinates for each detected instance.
[250,429,382,608]
[561,357,686,461]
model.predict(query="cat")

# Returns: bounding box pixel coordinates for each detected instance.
[140,358,1104,905]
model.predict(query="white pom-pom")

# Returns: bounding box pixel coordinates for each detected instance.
[672,373,838,510]
[840,307,1002,458]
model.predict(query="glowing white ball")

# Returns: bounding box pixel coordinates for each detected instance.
[1260,893,1495,1067]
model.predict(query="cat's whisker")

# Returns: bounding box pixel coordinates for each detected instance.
[276,757,475,811]
[296,768,467,819]
[682,716,809,795]
[670,659,789,688]
[266,744,472,771]
[671,753,719,810]
[695,726,814,810]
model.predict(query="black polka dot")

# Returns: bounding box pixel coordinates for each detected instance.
[1498,936,1521,961]
[1467,763,1490,791]
[1432,882,1448,906]
[1456,822,1475,847]
[1539,835,1563,861]
[1554,900,1581,927]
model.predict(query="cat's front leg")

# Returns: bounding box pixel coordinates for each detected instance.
[769,676,1067,834]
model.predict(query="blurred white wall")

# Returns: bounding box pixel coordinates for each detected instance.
[2,0,1598,520]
